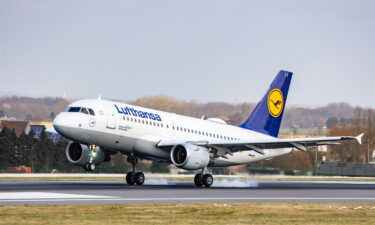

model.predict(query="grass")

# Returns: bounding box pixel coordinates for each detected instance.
[0,203,375,225]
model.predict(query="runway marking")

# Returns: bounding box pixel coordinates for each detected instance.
[0,192,113,200]
[1,197,375,202]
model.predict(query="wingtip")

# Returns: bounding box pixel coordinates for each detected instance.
[356,133,364,145]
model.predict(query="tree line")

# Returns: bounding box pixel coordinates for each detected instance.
[248,107,372,173]
[0,127,67,172]
[0,127,171,173]
[0,95,358,129]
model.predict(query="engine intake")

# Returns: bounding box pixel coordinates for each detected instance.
[66,142,106,166]
[170,143,210,170]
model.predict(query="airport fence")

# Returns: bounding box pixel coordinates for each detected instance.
[314,161,375,177]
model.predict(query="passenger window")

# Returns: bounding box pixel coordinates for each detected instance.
[80,108,89,114]
[88,108,95,115]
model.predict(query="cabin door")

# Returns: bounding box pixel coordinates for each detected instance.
[104,103,116,129]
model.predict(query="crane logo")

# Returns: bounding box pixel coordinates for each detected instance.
[267,89,284,117]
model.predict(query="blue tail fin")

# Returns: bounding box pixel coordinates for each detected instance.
[239,70,293,137]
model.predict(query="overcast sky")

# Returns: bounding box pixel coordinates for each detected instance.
[1,0,374,107]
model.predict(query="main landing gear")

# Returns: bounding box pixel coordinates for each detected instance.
[125,156,145,185]
[194,170,213,187]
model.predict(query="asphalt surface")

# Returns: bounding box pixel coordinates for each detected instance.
[1,179,375,205]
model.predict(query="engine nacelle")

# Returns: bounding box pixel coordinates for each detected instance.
[170,143,210,170]
[66,142,106,166]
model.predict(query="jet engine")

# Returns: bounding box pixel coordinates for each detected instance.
[170,143,210,170]
[66,142,107,167]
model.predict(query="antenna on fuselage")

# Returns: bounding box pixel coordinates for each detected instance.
[98,94,102,100]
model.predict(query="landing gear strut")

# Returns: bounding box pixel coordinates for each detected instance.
[194,169,213,187]
[125,156,145,185]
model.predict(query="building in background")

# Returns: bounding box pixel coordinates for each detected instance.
[0,119,60,142]
[29,123,61,143]
[0,120,31,136]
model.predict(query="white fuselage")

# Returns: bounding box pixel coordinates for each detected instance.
[53,99,292,167]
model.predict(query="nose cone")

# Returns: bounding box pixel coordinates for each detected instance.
[53,113,69,136]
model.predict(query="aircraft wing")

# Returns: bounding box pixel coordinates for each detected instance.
[157,134,363,155]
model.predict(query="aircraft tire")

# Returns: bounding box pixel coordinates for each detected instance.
[194,174,203,187]
[203,174,213,187]
[83,163,90,171]
[88,163,95,171]
[126,172,136,185]
[135,172,145,185]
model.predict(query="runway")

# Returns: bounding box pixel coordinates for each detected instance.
[1,180,375,205]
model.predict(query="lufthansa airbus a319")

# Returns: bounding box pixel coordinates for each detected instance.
[53,71,363,187]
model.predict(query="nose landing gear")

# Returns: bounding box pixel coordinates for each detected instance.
[84,163,96,171]
[83,145,100,171]
[125,156,145,185]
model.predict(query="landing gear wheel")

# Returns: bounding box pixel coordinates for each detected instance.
[84,163,95,171]
[194,174,203,187]
[88,163,95,171]
[203,174,213,187]
[84,163,90,171]
[135,172,145,185]
[126,172,136,185]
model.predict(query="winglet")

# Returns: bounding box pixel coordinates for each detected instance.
[356,133,364,145]
[98,94,102,100]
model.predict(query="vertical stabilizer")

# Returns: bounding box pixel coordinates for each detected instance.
[239,70,293,137]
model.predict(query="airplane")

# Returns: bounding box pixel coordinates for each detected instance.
[53,70,363,187]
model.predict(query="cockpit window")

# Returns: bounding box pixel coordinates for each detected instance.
[88,108,95,115]
[68,107,81,112]
[80,108,89,114]
[64,106,95,115]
